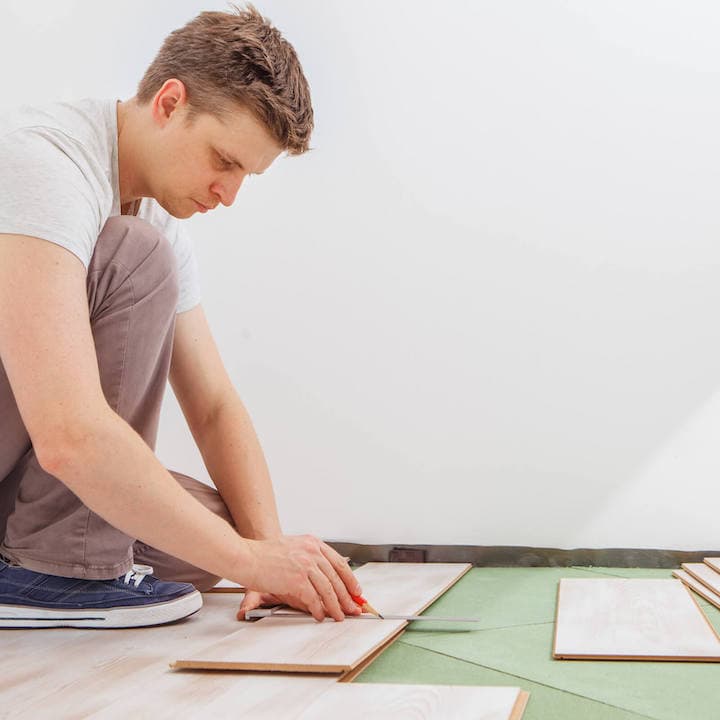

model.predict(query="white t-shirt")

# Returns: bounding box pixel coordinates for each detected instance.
[0,98,201,313]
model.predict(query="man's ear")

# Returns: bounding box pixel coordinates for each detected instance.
[151,78,188,128]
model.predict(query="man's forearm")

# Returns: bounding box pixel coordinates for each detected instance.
[195,391,282,541]
[46,409,254,584]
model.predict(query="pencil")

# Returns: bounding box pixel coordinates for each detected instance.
[351,594,384,619]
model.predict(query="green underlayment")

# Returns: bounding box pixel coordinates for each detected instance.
[353,567,720,720]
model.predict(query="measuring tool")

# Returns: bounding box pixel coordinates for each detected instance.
[245,607,482,623]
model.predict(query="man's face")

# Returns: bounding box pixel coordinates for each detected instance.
[149,102,283,219]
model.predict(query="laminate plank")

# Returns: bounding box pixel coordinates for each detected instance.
[348,562,472,615]
[294,683,529,720]
[173,614,407,672]
[87,674,338,720]
[173,562,471,672]
[673,569,720,611]
[682,562,720,595]
[553,578,720,661]
[89,680,528,720]
[704,557,720,574]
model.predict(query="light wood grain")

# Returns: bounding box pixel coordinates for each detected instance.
[553,578,720,661]
[89,680,528,720]
[673,569,720,611]
[294,684,527,720]
[172,614,407,672]
[174,562,471,672]
[682,562,720,595]
[89,674,338,720]
[348,562,472,615]
[704,557,720,574]
[3,594,251,719]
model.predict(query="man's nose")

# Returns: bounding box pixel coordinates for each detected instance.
[212,174,245,207]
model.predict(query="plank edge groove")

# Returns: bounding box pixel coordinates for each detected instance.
[170,659,348,673]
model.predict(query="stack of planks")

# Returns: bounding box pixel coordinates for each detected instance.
[673,557,720,612]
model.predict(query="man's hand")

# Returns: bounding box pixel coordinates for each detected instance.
[241,535,364,622]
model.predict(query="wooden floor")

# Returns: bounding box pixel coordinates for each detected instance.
[4,593,265,718]
[3,571,527,720]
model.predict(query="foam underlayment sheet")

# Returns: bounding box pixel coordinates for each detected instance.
[553,578,720,661]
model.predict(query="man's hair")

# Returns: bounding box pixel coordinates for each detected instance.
[137,4,313,155]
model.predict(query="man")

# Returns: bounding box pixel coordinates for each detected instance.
[0,5,362,628]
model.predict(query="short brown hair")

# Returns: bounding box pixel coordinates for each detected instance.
[137,4,313,155]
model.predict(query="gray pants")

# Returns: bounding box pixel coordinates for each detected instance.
[0,216,233,592]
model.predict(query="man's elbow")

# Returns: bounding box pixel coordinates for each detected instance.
[31,410,109,477]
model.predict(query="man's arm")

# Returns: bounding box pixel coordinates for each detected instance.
[169,305,282,540]
[0,234,248,580]
[0,234,360,621]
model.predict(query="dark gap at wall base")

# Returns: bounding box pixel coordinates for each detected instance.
[327,542,720,568]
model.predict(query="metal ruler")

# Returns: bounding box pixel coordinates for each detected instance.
[245,607,481,622]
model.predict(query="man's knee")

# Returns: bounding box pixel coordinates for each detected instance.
[90,216,179,313]
[169,470,234,526]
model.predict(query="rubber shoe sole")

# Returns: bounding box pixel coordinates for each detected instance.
[0,589,203,628]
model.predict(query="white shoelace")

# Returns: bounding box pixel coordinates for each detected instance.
[123,564,154,588]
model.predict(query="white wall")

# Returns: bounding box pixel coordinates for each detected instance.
[3,1,720,549]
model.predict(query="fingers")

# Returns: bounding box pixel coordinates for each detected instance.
[246,535,366,623]
[321,542,362,593]
[319,542,363,603]
[308,568,344,622]
[236,591,260,621]
[298,578,327,622]
[316,555,361,616]
[299,537,363,619]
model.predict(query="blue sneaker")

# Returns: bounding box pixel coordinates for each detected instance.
[0,557,202,628]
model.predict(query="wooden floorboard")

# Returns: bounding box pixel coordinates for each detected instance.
[173,562,471,673]
[293,683,526,720]
[89,678,527,720]
[90,673,338,720]
[3,593,249,719]
[553,577,720,661]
